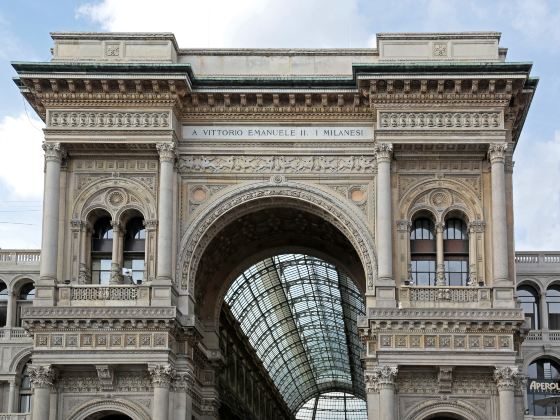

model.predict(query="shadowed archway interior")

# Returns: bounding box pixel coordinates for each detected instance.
[85,411,132,420]
[224,254,366,418]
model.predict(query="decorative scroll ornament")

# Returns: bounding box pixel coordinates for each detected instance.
[28,365,56,388]
[42,141,64,162]
[493,366,519,391]
[488,142,508,163]
[379,111,502,129]
[373,142,393,162]
[148,364,175,387]
[156,142,177,163]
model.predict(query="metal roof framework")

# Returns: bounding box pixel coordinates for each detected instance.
[224,254,366,413]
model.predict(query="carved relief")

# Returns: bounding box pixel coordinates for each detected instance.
[28,365,55,388]
[177,155,376,174]
[379,111,502,129]
[48,110,171,129]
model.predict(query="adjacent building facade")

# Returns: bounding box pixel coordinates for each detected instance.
[0,31,547,419]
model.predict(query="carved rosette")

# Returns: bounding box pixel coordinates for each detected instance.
[149,364,175,388]
[373,142,393,163]
[488,143,508,164]
[42,141,64,163]
[494,366,519,392]
[365,365,398,392]
[156,142,177,163]
[28,365,55,389]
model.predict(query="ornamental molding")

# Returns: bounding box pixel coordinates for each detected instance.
[366,308,525,322]
[47,110,171,130]
[148,364,175,387]
[378,111,503,130]
[66,398,151,420]
[374,332,513,352]
[403,399,486,420]
[21,305,175,319]
[177,181,377,299]
[177,154,376,174]
[28,364,55,388]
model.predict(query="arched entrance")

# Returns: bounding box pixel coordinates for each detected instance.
[85,412,132,420]
[180,183,374,418]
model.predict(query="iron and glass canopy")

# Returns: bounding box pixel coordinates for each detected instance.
[224,254,366,414]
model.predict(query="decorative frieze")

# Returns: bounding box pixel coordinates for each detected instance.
[34,331,169,350]
[378,111,503,130]
[48,110,171,130]
[374,332,512,351]
[178,154,376,174]
[402,286,490,303]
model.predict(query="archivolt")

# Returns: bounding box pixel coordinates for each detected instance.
[176,180,377,294]
[399,177,482,223]
[66,398,151,420]
[404,399,485,420]
[73,177,157,221]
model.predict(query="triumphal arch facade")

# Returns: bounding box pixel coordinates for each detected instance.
[10,31,536,420]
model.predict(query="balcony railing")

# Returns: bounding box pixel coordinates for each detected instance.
[515,252,560,264]
[0,328,31,341]
[400,286,492,308]
[0,250,40,265]
[58,284,151,306]
[0,414,31,420]
[524,330,560,343]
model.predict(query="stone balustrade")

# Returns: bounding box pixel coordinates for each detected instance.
[0,414,31,420]
[57,285,151,306]
[400,286,492,309]
[524,330,560,343]
[0,250,40,265]
[0,328,31,341]
[515,252,560,264]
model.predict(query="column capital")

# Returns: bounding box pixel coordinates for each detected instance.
[110,220,121,232]
[488,142,508,164]
[173,369,195,392]
[42,141,65,162]
[156,142,177,163]
[468,220,486,234]
[373,142,393,162]
[396,219,412,232]
[494,366,519,391]
[365,365,398,392]
[144,219,158,231]
[149,364,175,388]
[28,364,55,389]
[435,221,445,233]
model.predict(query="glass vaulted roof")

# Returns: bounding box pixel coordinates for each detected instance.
[224,254,366,414]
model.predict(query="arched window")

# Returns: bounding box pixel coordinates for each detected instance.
[16,283,35,327]
[527,358,560,416]
[410,217,436,286]
[517,286,540,330]
[444,218,469,286]
[547,286,560,330]
[0,281,8,327]
[91,216,113,285]
[19,362,32,413]
[123,216,145,284]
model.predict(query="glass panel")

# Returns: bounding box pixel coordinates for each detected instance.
[124,258,145,283]
[224,254,365,412]
[91,258,112,285]
[527,359,560,416]
[444,218,467,240]
[444,257,469,286]
[547,288,560,329]
[411,218,435,240]
[411,259,436,286]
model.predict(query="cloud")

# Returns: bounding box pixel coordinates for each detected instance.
[514,130,560,250]
[502,0,560,46]
[0,112,44,199]
[76,0,368,48]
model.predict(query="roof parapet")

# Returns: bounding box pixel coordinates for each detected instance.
[376,32,504,62]
[50,32,179,63]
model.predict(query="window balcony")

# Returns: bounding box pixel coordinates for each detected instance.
[399,285,492,308]
[57,284,151,306]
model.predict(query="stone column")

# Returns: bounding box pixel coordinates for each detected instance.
[436,222,445,286]
[78,222,91,284]
[40,143,64,287]
[489,143,509,283]
[110,221,122,284]
[540,292,549,330]
[367,366,398,420]
[5,290,15,328]
[494,366,518,420]
[8,378,16,412]
[28,365,55,420]
[149,364,174,420]
[155,142,176,285]
[374,143,394,283]
[174,370,194,420]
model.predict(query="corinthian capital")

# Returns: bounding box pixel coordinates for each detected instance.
[149,364,175,388]
[373,142,393,162]
[365,365,398,392]
[494,366,519,391]
[28,365,55,388]
[156,142,177,163]
[42,142,64,162]
[488,142,508,164]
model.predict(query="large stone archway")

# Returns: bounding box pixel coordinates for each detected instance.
[66,399,150,420]
[176,180,377,325]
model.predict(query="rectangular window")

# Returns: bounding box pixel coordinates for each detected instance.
[91,258,111,285]
[444,258,469,286]
[124,258,145,284]
[410,259,436,286]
